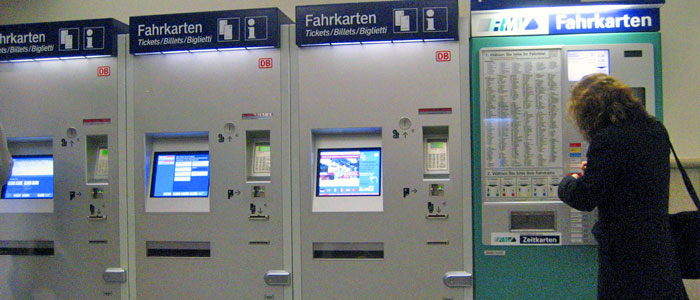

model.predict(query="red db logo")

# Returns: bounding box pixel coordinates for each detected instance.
[97,66,110,77]
[259,58,273,69]
[436,51,451,62]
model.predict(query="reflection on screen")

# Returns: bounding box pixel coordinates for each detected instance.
[316,148,381,197]
[2,156,54,199]
[567,50,610,81]
[150,152,210,198]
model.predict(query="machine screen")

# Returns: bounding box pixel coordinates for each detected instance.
[567,50,610,81]
[150,151,210,197]
[2,155,54,199]
[316,148,381,197]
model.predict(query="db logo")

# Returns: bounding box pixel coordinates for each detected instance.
[97,66,110,77]
[436,51,451,62]
[259,58,273,69]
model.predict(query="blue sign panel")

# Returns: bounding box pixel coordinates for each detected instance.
[129,9,292,53]
[0,19,127,61]
[296,0,458,46]
[549,8,660,34]
[471,7,660,37]
[472,0,664,11]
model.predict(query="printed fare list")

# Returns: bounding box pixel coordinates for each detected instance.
[481,49,564,170]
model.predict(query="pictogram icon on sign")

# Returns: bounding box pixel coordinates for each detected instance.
[217,18,241,42]
[84,27,105,50]
[424,7,449,32]
[245,16,269,41]
[59,28,80,51]
[393,8,418,33]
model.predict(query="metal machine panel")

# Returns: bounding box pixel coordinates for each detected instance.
[0,37,127,299]
[291,20,470,299]
[127,26,292,300]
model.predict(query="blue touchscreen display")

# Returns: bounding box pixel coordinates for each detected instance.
[150,152,210,198]
[2,155,54,199]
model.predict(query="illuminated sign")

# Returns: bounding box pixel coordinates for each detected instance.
[0,19,126,61]
[550,9,659,34]
[471,0,664,11]
[129,9,291,54]
[472,7,660,36]
[296,0,458,46]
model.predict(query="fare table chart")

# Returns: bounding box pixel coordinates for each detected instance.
[480,48,564,200]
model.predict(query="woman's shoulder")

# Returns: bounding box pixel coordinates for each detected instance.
[592,116,667,145]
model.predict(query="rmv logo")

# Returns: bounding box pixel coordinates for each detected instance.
[496,236,517,243]
[490,17,539,32]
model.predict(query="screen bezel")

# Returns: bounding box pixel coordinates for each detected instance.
[149,151,210,198]
[1,154,54,200]
[315,147,382,197]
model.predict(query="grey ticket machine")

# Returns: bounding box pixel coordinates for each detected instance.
[127,9,292,300]
[0,19,128,299]
[292,1,472,299]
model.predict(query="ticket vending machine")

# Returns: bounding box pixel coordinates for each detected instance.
[0,19,128,299]
[292,1,472,299]
[470,1,664,299]
[127,9,293,300]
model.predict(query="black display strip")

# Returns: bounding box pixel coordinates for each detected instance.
[624,50,644,57]
[312,242,384,259]
[0,240,54,256]
[146,241,211,258]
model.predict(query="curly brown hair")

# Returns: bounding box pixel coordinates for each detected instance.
[567,73,648,141]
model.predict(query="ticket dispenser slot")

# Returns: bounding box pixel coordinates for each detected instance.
[86,135,108,185]
[510,211,556,232]
[313,242,384,260]
[423,126,449,180]
[0,240,54,256]
[146,241,211,258]
[246,131,271,181]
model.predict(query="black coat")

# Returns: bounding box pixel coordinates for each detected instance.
[559,117,688,300]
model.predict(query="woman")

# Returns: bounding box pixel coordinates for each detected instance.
[0,122,12,186]
[558,74,688,299]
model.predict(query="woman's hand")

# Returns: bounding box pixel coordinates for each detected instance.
[569,161,587,179]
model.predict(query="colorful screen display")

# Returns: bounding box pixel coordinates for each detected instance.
[316,148,381,197]
[2,155,54,199]
[150,151,210,198]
